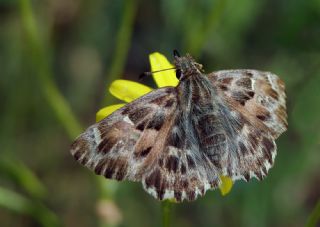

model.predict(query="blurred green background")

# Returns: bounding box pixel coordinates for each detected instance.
[1,0,320,226]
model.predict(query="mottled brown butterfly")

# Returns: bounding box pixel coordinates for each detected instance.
[71,50,287,202]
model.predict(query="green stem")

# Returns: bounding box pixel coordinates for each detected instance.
[19,0,83,139]
[0,159,46,199]
[306,199,320,227]
[103,0,138,105]
[161,200,173,227]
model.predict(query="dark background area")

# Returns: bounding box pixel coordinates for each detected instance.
[0,0,320,226]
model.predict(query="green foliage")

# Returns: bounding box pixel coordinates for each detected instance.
[0,187,59,227]
[0,159,46,199]
[307,200,320,227]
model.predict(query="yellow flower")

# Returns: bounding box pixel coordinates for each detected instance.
[96,52,233,196]
[96,52,178,122]
[219,175,233,196]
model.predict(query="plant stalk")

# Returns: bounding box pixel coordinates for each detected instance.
[161,200,173,227]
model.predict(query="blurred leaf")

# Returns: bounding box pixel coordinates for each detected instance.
[208,0,265,64]
[182,0,227,57]
[0,159,46,199]
[0,186,30,214]
[103,0,139,105]
[19,0,83,139]
[0,186,60,227]
[292,72,320,133]
[306,199,320,227]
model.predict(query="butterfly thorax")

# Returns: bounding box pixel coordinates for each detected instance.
[174,54,204,80]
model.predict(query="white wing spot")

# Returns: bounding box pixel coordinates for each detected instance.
[93,127,102,144]
[123,116,134,125]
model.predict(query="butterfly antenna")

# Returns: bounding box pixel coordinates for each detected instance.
[139,67,176,79]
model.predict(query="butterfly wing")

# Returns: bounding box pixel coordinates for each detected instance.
[71,87,217,201]
[71,69,287,201]
[203,69,287,181]
[208,69,287,138]
[71,87,176,181]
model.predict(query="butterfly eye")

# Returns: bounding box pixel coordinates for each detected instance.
[173,50,181,58]
[176,69,182,79]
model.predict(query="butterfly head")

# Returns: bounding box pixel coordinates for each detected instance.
[173,50,204,80]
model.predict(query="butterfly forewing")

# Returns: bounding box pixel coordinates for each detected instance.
[71,87,176,181]
[71,85,220,201]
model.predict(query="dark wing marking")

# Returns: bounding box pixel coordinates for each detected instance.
[71,86,219,202]
[203,70,287,181]
[207,69,287,138]
[195,106,277,182]
[71,87,178,181]
[142,112,221,202]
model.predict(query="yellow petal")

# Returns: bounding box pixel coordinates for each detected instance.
[149,52,179,87]
[96,104,125,122]
[219,176,233,196]
[109,80,153,103]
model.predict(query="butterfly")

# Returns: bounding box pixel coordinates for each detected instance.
[70,50,287,202]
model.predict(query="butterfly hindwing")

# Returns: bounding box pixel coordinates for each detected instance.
[142,111,221,202]
[142,145,217,202]
[198,106,277,182]
[204,70,287,181]
[208,69,287,138]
